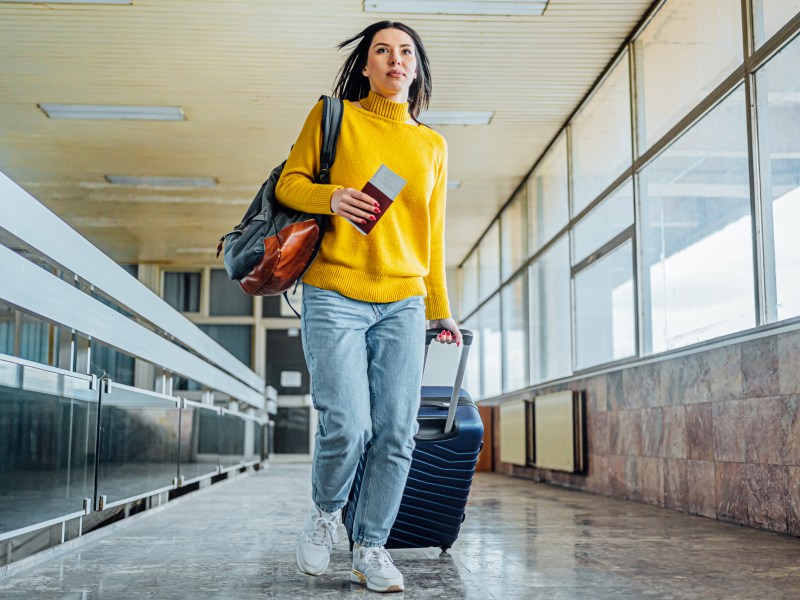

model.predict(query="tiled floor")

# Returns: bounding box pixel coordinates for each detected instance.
[1,464,799,599]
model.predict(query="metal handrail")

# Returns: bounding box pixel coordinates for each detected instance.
[0,245,264,408]
[0,171,264,393]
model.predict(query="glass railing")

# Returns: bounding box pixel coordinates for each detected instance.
[0,356,96,539]
[0,353,269,543]
[96,382,181,510]
[0,172,272,567]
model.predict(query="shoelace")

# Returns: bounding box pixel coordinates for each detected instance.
[362,547,394,570]
[308,515,339,549]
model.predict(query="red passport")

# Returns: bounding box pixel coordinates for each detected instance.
[350,165,406,235]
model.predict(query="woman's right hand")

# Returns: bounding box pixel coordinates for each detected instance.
[331,188,380,225]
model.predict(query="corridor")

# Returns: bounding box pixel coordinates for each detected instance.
[1,464,798,600]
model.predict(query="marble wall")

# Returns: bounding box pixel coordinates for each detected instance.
[493,329,800,537]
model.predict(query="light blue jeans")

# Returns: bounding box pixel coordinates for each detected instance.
[300,283,425,548]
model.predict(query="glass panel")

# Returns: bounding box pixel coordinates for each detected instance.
[460,251,479,318]
[274,407,310,454]
[265,329,309,395]
[753,0,800,47]
[245,420,261,463]
[502,274,527,392]
[757,35,800,322]
[529,236,572,383]
[178,404,219,482]
[97,384,179,505]
[461,315,481,398]
[219,413,245,470]
[572,53,632,214]
[198,324,252,369]
[573,180,634,264]
[210,269,253,316]
[528,132,569,253]
[91,342,135,386]
[574,241,636,370]
[255,422,266,461]
[635,0,743,152]
[267,420,275,457]
[0,359,97,535]
[163,272,200,313]
[478,222,501,301]
[479,294,502,398]
[640,87,754,352]
[500,187,528,281]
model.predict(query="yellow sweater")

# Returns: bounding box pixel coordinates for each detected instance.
[275,91,451,320]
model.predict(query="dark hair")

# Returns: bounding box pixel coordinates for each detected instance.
[333,21,432,120]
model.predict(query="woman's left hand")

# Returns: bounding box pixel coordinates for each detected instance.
[428,317,462,346]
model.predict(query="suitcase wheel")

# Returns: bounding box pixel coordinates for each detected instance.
[439,545,450,556]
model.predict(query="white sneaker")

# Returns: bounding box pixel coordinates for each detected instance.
[296,506,340,576]
[350,545,404,593]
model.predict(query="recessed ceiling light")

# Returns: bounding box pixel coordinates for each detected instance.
[104,175,218,188]
[38,104,185,121]
[2,0,131,3]
[418,111,494,126]
[447,181,461,190]
[364,1,548,16]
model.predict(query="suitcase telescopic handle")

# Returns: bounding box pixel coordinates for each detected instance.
[424,328,474,435]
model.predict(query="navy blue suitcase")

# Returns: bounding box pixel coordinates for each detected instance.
[344,329,483,553]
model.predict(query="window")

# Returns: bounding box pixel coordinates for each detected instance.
[634,0,743,152]
[198,324,253,368]
[571,53,632,214]
[209,269,252,316]
[459,251,479,319]
[500,187,528,282]
[502,274,527,392]
[573,180,634,264]
[639,87,754,353]
[529,237,572,383]
[753,0,800,47]
[528,132,569,253]
[18,315,49,364]
[461,314,481,397]
[479,294,502,398]
[755,35,800,322]
[163,271,200,313]
[574,240,636,370]
[262,289,301,318]
[478,222,500,301]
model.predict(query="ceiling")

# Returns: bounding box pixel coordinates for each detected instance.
[0,0,654,268]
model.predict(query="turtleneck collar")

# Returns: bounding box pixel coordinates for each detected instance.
[359,90,411,123]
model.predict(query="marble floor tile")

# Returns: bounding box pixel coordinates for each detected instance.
[1,464,799,599]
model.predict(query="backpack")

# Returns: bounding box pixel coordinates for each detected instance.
[216,96,343,303]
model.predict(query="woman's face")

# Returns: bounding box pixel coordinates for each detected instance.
[362,28,418,102]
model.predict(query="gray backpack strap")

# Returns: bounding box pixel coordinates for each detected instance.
[318,95,343,185]
[283,96,343,319]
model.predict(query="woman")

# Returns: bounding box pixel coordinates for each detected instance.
[275,20,461,593]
